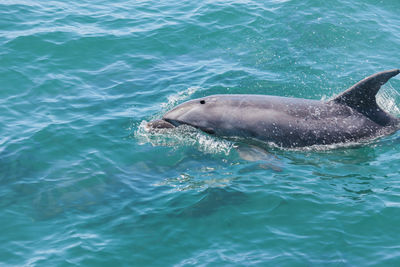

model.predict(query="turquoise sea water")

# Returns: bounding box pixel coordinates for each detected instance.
[1,0,400,265]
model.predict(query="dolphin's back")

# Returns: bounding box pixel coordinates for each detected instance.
[205,94,389,147]
[159,70,399,148]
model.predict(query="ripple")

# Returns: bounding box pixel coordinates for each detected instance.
[2,0,400,265]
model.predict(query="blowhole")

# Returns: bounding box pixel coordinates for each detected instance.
[200,100,206,104]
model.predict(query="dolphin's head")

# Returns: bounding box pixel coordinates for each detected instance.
[159,96,221,134]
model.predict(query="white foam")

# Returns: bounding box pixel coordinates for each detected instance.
[135,121,234,155]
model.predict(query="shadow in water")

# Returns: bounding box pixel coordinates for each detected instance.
[169,187,247,218]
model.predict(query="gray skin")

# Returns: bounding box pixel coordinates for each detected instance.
[149,69,400,148]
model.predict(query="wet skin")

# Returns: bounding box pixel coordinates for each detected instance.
[148,70,400,148]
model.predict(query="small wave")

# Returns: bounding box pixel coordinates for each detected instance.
[160,86,199,110]
[154,173,235,192]
[241,139,364,152]
[284,140,372,152]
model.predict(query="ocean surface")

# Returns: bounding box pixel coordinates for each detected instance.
[1,0,400,266]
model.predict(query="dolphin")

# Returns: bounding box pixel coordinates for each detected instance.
[147,69,400,148]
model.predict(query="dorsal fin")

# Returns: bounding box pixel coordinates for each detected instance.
[332,69,399,110]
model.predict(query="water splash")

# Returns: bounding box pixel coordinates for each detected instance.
[136,85,234,155]
[377,83,400,116]
[135,121,234,156]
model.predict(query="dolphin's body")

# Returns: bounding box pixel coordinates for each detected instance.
[148,70,400,148]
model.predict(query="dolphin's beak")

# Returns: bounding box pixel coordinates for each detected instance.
[146,104,190,130]
[163,110,216,134]
[161,104,192,127]
[148,101,215,134]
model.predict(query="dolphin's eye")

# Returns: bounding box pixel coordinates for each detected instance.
[200,100,206,104]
